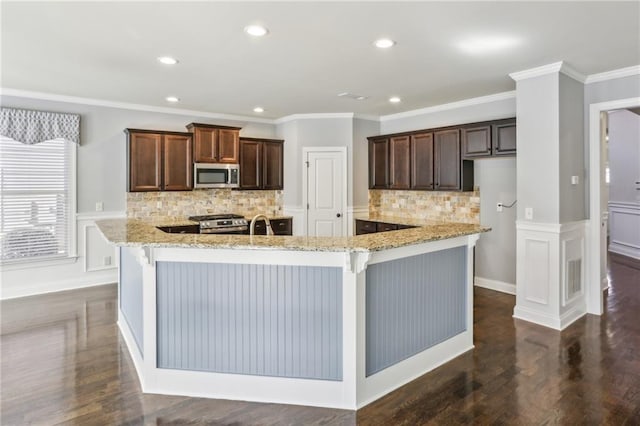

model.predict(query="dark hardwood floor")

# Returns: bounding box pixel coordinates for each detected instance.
[1,254,639,425]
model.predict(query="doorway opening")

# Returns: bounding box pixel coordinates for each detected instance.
[587,97,640,315]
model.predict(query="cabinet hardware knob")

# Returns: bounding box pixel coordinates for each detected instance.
[336,213,342,218]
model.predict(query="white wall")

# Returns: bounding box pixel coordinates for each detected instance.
[607,109,640,259]
[608,109,640,203]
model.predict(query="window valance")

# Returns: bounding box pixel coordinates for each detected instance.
[0,107,80,144]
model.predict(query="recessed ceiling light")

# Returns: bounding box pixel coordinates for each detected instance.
[338,92,369,101]
[456,36,519,55]
[165,96,180,103]
[253,107,265,113]
[157,56,179,65]
[374,38,396,49]
[245,25,269,37]
[389,96,401,103]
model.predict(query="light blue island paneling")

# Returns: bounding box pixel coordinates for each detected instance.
[366,246,467,376]
[119,247,144,356]
[156,262,343,381]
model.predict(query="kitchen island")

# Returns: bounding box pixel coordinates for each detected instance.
[96,216,488,410]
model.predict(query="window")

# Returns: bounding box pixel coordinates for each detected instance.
[0,137,76,263]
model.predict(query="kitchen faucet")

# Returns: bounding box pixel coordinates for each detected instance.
[249,214,274,236]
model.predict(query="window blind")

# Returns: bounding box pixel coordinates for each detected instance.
[0,137,74,262]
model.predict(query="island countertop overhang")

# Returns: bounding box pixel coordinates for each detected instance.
[95,216,489,253]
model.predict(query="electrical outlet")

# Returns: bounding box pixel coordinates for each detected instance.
[525,207,534,220]
[95,201,103,212]
[103,256,112,266]
[496,203,503,212]
[157,201,162,208]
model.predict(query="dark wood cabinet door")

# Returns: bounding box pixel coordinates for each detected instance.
[462,125,491,158]
[493,119,517,155]
[239,140,262,189]
[389,136,411,189]
[355,219,377,235]
[193,127,217,163]
[128,132,162,191]
[270,218,292,235]
[262,141,283,190]
[411,133,434,190]
[163,134,193,191]
[369,138,389,189]
[376,222,398,232]
[218,129,240,163]
[434,129,461,191]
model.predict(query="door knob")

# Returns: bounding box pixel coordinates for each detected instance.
[336,213,341,218]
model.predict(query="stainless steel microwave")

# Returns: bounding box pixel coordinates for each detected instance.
[193,163,239,189]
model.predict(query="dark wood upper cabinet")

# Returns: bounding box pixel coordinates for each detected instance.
[262,141,284,190]
[410,133,434,190]
[239,139,262,189]
[492,119,517,156]
[163,134,193,191]
[126,129,192,192]
[434,129,461,191]
[389,136,411,189]
[239,138,284,190]
[186,123,240,164]
[369,138,389,189]
[462,125,492,158]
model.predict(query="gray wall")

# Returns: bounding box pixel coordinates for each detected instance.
[352,118,379,207]
[277,117,354,208]
[608,109,640,203]
[474,158,517,284]
[379,96,517,284]
[559,74,586,222]
[379,96,516,134]
[0,95,277,213]
[516,73,560,223]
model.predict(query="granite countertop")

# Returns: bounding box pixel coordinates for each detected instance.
[95,216,489,253]
[132,215,294,227]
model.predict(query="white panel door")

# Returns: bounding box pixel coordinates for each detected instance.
[307,150,344,237]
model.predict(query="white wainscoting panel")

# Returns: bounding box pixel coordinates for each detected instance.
[608,202,640,259]
[513,220,587,330]
[0,211,124,299]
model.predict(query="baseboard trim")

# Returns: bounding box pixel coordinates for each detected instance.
[608,243,640,260]
[474,277,516,295]
[1,274,117,300]
[513,305,586,331]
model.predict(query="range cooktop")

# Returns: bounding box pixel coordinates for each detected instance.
[188,213,245,222]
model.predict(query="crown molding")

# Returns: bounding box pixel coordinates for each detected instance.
[353,113,380,121]
[274,112,355,124]
[379,91,516,122]
[509,61,586,83]
[585,65,640,84]
[0,88,276,125]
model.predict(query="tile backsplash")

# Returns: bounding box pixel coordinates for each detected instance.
[369,190,480,224]
[127,190,283,219]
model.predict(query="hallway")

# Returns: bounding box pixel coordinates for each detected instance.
[1,254,639,425]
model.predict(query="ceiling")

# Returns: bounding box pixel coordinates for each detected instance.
[2,2,639,120]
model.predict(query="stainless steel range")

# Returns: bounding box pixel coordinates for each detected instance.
[188,213,248,234]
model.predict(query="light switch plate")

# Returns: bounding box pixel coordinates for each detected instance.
[571,176,579,185]
[525,207,533,220]
[95,202,103,212]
